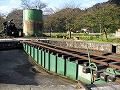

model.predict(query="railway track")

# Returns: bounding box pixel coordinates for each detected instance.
[28,41,120,70]
[22,40,120,83]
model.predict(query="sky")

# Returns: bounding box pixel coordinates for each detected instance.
[0,0,109,14]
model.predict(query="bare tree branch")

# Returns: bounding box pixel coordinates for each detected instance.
[21,0,47,10]
[43,8,55,15]
[21,0,31,9]
[34,0,47,9]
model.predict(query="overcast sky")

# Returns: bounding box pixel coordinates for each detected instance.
[0,0,109,14]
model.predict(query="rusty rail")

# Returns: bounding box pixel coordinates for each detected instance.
[33,41,120,63]
[22,41,120,70]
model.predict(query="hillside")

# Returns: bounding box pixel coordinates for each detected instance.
[109,0,120,6]
[6,10,47,29]
[6,10,23,29]
[5,0,120,33]
[0,15,5,31]
[86,0,120,13]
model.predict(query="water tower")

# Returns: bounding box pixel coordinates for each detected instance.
[23,9,43,37]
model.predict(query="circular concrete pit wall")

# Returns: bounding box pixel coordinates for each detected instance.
[42,40,120,54]
[116,45,120,54]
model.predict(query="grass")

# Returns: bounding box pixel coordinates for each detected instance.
[44,33,120,43]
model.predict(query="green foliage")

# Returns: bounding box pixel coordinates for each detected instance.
[0,15,5,32]
[109,0,120,6]
[44,1,120,39]
[44,8,84,32]
[44,32,120,43]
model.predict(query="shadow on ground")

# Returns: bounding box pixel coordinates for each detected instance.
[0,50,38,85]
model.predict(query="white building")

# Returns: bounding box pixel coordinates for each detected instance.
[81,27,91,34]
[116,29,120,37]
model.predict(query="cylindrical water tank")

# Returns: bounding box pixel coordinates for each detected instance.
[23,9,43,36]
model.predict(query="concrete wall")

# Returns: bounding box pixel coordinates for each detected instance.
[0,40,22,50]
[42,40,120,54]
[116,45,120,54]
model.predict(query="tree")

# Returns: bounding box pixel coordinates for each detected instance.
[21,0,47,10]
[6,9,23,29]
[80,5,120,39]
[0,14,5,32]
[94,6,120,39]
[44,0,120,38]
[109,0,120,6]
[44,8,83,33]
